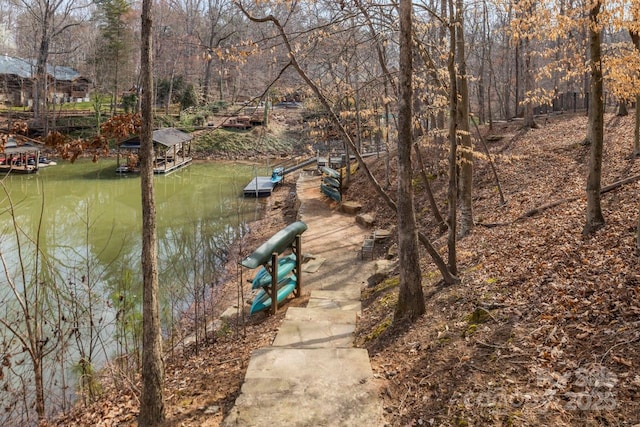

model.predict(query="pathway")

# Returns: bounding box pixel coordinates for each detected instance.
[222,172,384,426]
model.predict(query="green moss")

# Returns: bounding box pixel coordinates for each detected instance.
[465,307,491,325]
[216,319,232,337]
[437,335,451,345]
[365,316,392,342]
[379,292,398,308]
[462,323,478,337]
[375,276,400,293]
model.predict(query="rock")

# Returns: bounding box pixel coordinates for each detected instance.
[356,213,375,227]
[341,201,362,215]
[203,405,220,415]
[373,229,391,241]
[367,272,388,288]
[220,306,238,319]
[374,259,396,276]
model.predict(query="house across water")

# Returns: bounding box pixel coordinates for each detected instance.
[0,55,90,107]
[116,128,193,175]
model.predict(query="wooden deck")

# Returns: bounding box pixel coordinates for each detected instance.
[0,164,38,174]
[116,157,193,175]
[153,156,192,174]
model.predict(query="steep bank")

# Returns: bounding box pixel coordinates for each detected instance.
[349,112,640,426]
[192,109,312,160]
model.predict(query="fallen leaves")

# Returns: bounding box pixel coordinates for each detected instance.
[351,112,640,426]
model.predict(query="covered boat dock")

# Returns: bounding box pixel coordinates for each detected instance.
[116,128,193,175]
[0,139,41,174]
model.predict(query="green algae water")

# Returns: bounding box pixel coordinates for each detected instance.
[0,159,264,283]
[0,159,269,423]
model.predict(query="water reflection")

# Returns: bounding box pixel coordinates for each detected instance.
[0,158,265,424]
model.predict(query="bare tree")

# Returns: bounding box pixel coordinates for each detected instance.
[583,0,605,234]
[629,5,640,157]
[395,0,425,320]
[0,182,66,423]
[236,1,458,288]
[199,0,237,104]
[138,0,165,423]
[446,0,459,274]
[15,0,89,121]
[455,0,473,236]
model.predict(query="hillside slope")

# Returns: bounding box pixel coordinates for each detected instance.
[349,112,640,426]
[52,112,640,426]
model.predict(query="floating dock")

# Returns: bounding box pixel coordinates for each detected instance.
[243,176,278,197]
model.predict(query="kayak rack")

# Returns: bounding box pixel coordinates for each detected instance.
[240,221,308,315]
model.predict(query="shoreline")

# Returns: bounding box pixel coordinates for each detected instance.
[165,176,300,355]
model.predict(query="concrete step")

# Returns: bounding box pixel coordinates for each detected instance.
[272,319,355,348]
[222,347,384,427]
[307,290,362,312]
[284,306,357,323]
[316,281,362,296]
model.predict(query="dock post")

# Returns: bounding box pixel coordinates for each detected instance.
[254,166,259,197]
[294,234,302,297]
[270,252,278,315]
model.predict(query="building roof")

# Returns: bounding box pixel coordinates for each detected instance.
[119,128,193,149]
[152,128,193,147]
[0,54,81,81]
[2,138,41,154]
[0,55,33,78]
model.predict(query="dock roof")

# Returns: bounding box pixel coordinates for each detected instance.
[119,128,193,149]
[2,139,41,154]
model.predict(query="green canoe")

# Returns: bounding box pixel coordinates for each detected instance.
[240,221,307,269]
[321,166,341,179]
[321,183,342,202]
[250,275,297,314]
[251,253,297,289]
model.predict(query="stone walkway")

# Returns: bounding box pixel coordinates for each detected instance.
[222,173,384,426]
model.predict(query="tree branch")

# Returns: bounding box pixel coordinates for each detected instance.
[236,1,458,285]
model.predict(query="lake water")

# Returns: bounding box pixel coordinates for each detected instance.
[0,158,267,423]
[1,159,265,281]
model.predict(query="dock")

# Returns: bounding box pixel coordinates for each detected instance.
[243,176,278,197]
[116,128,193,176]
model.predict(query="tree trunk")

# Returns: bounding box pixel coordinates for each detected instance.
[523,37,537,128]
[631,31,640,155]
[522,0,537,128]
[203,59,212,104]
[584,0,605,235]
[166,65,175,116]
[514,40,521,118]
[36,33,51,133]
[395,0,425,321]
[447,0,458,275]
[236,3,458,286]
[34,354,45,422]
[414,143,447,232]
[138,0,165,424]
[617,101,628,117]
[635,95,640,157]
[456,0,473,236]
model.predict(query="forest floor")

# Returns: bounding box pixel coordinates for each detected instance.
[348,112,640,426]
[52,110,640,426]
